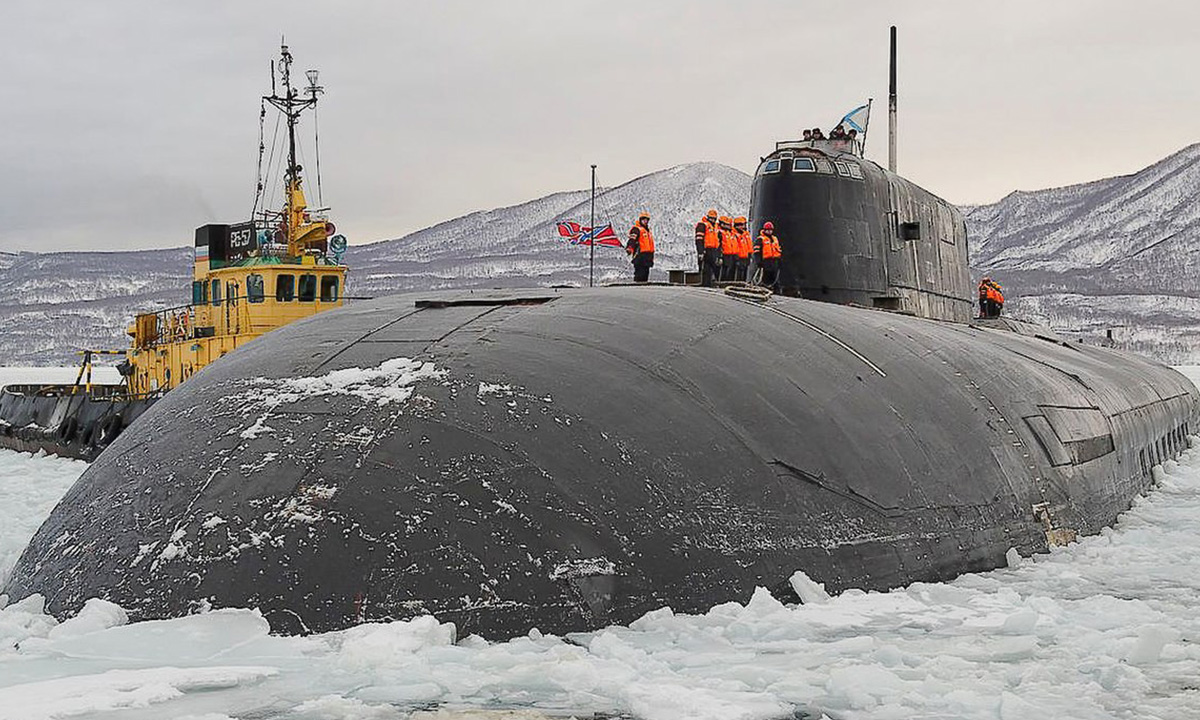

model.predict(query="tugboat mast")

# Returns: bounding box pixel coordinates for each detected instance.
[263,39,323,258]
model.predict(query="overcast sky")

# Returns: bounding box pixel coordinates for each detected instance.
[2,0,1196,252]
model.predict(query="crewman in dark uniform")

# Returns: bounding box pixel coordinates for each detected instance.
[626,212,655,282]
[694,209,721,287]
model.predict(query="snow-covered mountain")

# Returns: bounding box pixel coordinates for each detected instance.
[967,143,1200,362]
[0,248,191,366]
[0,163,751,365]
[348,161,751,294]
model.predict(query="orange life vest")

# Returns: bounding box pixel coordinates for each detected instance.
[720,227,738,255]
[630,225,654,254]
[697,219,720,249]
[984,279,1003,302]
[979,281,1004,304]
[735,229,752,259]
[760,233,782,260]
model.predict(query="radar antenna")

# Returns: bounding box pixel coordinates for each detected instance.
[261,39,327,258]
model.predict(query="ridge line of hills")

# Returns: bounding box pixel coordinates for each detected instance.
[3,146,1200,365]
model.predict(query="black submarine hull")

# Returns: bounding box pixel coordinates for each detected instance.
[0,385,155,462]
[5,286,1196,639]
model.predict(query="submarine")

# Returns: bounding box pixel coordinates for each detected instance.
[6,29,1198,639]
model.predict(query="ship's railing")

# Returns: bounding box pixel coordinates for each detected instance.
[132,295,375,350]
[775,138,862,157]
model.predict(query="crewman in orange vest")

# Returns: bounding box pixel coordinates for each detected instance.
[989,279,1005,316]
[978,277,1004,318]
[627,211,655,282]
[733,216,752,282]
[718,216,738,282]
[694,209,721,287]
[757,221,783,291]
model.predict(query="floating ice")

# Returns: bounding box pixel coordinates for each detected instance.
[788,569,831,604]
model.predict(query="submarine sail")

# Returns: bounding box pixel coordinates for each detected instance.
[750,26,970,320]
[749,139,971,322]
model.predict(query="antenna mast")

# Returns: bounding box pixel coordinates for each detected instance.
[888,26,898,174]
[263,38,322,257]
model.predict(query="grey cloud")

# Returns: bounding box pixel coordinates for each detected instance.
[2,0,1197,252]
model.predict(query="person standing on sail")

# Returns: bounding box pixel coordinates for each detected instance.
[733,216,752,282]
[694,209,721,287]
[626,212,655,282]
[718,216,738,282]
[758,222,782,291]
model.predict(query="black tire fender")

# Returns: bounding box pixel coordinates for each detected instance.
[97,414,123,445]
[56,417,79,442]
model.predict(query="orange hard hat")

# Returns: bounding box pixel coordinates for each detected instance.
[638,211,650,220]
[706,209,718,219]
[734,216,747,225]
[719,215,732,225]
[763,221,774,230]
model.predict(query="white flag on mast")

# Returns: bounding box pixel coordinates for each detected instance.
[837,103,871,133]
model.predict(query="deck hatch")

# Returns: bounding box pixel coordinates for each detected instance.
[414,296,557,309]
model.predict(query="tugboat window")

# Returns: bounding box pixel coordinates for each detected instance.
[247,274,265,303]
[847,163,864,179]
[792,157,816,173]
[211,279,222,307]
[834,161,851,177]
[276,274,295,302]
[814,159,834,174]
[320,276,339,302]
[298,274,317,302]
[192,281,204,305]
[763,159,781,174]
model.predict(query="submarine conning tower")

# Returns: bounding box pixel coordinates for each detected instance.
[750,138,972,322]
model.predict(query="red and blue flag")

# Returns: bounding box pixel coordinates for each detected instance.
[556,222,622,248]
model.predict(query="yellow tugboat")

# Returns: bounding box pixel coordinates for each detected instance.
[0,42,348,459]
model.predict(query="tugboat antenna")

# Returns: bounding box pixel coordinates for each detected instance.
[263,38,320,256]
[306,68,325,206]
[280,41,298,190]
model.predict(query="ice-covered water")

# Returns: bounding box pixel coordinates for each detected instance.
[2,372,1200,719]
[0,366,121,388]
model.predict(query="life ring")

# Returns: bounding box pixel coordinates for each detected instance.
[56,417,79,442]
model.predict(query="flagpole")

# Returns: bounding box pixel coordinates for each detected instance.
[861,97,873,157]
[589,164,596,288]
